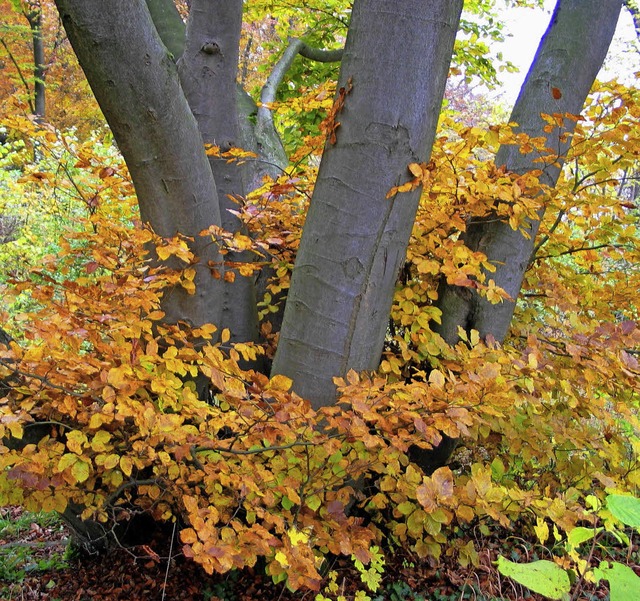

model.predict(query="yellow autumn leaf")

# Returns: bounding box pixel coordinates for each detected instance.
[7,422,23,440]
[91,430,111,452]
[156,245,171,261]
[89,413,104,430]
[66,430,88,455]
[103,454,120,470]
[268,374,292,391]
[180,528,198,544]
[107,365,131,390]
[120,456,133,477]
[58,453,78,472]
[288,527,310,546]
[534,518,549,545]
[408,162,424,177]
[428,369,445,389]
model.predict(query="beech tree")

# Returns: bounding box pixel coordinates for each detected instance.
[52,0,463,397]
[50,0,625,406]
[1,0,638,590]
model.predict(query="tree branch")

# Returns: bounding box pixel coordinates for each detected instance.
[191,438,330,459]
[0,356,101,402]
[0,38,36,114]
[530,208,566,261]
[534,243,624,261]
[257,37,343,135]
[298,43,343,63]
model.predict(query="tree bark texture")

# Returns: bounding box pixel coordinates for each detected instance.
[144,0,186,60]
[145,0,287,187]
[25,6,45,119]
[434,0,623,346]
[272,0,463,408]
[54,0,224,329]
[178,0,259,344]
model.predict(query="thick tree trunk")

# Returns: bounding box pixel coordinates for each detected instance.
[145,0,287,189]
[434,0,623,346]
[178,0,259,344]
[54,0,224,329]
[272,0,463,408]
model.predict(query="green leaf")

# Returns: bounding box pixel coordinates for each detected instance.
[281,495,295,510]
[397,501,416,516]
[594,561,640,601]
[306,494,322,512]
[497,557,570,600]
[71,459,90,483]
[567,526,601,548]
[58,453,78,472]
[606,494,640,528]
[491,457,505,481]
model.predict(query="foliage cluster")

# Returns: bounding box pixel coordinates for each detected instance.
[0,70,638,596]
[498,493,640,600]
[0,1,103,133]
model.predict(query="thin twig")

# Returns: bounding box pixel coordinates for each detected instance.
[0,356,100,402]
[191,439,319,457]
[161,521,177,601]
[0,38,35,113]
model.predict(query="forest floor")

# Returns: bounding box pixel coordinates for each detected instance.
[0,506,619,601]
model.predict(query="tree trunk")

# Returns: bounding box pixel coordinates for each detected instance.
[54,0,224,329]
[272,0,463,408]
[178,0,259,344]
[434,0,623,346]
[145,0,287,189]
[144,0,185,60]
[25,5,45,120]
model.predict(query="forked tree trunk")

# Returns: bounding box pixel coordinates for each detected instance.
[417,0,623,475]
[272,0,464,408]
[54,0,224,329]
[434,0,623,346]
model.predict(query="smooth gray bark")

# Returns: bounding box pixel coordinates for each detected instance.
[434,0,623,346]
[144,0,286,187]
[178,0,259,345]
[255,37,344,176]
[144,0,186,60]
[54,0,224,329]
[272,0,464,408]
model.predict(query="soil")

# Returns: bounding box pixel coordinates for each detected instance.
[0,506,619,601]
